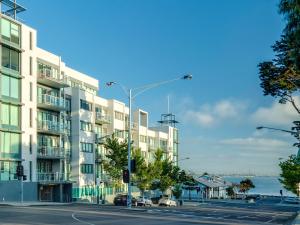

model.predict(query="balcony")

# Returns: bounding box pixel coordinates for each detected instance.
[37,146,65,159]
[95,134,107,145]
[95,113,111,124]
[37,120,65,135]
[125,122,138,131]
[37,94,65,111]
[37,172,69,183]
[38,69,70,88]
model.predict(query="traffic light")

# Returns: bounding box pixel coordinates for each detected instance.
[123,169,129,183]
[23,175,27,181]
[131,159,136,173]
[16,165,24,177]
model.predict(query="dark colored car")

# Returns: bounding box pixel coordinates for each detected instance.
[113,194,137,206]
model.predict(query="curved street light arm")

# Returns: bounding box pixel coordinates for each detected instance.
[132,75,192,98]
[132,77,182,98]
[256,126,297,134]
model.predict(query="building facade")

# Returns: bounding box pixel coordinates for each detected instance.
[0,2,179,202]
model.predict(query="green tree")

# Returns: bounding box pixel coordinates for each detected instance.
[172,184,182,200]
[279,155,300,196]
[239,179,255,194]
[226,186,235,199]
[149,149,181,194]
[258,0,300,114]
[131,149,153,196]
[102,137,128,186]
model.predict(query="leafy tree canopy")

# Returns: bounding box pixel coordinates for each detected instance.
[279,155,300,196]
[239,179,255,194]
[102,137,128,185]
[258,0,300,113]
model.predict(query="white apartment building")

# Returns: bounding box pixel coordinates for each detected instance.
[0,1,179,202]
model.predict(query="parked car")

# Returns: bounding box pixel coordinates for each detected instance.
[137,196,153,206]
[113,194,137,206]
[158,197,177,207]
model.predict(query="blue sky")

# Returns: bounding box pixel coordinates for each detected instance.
[20,0,299,175]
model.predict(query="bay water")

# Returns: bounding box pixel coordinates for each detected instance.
[224,176,296,197]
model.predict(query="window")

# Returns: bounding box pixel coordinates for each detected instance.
[29,135,32,154]
[1,103,19,128]
[29,108,32,128]
[80,100,92,111]
[80,142,93,153]
[80,121,92,132]
[1,18,20,45]
[0,161,18,181]
[29,56,32,75]
[29,32,32,50]
[0,132,20,157]
[2,46,20,71]
[80,164,93,174]
[29,82,33,101]
[1,75,20,100]
[114,129,124,139]
[114,111,123,120]
[140,135,147,143]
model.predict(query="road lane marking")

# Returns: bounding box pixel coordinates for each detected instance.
[72,212,95,225]
[25,206,264,225]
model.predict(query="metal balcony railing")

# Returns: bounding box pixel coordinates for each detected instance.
[37,146,64,158]
[37,120,65,134]
[95,112,111,124]
[38,69,70,88]
[37,94,65,109]
[37,172,67,182]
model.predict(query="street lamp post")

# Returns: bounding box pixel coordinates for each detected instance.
[107,74,192,208]
[256,124,300,157]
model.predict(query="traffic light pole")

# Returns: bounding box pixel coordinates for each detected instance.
[127,89,132,208]
[20,175,23,204]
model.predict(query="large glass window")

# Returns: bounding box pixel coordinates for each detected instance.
[0,132,20,158]
[1,103,19,128]
[80,164,93,174]
[80,100,92,111]
[80,142,93,153]
[2,46,20,71]
[1,18,20,45]
[0,161,17,181]
[114,111,124,120]
[1,75,20,100]
[80,121,92,132]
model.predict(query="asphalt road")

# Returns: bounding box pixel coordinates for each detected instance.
[0,200,298,225]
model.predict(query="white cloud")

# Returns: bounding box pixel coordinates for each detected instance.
[181,99,247,127]
[251,97,300,126]
[219,137,289,151]
[184,110,214,126]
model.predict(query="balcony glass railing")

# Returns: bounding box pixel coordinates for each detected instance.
[38,69,69,83]
[38,94,65,109]
[95,112,111,123]
[37,146,64,158]
[37,120,64,133]
[37,172,67,182]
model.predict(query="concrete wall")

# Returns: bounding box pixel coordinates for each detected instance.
[0,181,38,202]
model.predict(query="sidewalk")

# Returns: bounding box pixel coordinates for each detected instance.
[0,201,72,207]
[291,212,300,225]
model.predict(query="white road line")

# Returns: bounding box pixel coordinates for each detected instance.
[72,212,95,225]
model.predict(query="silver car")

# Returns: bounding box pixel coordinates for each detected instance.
[158,197,177,207]
[137,196,153,206]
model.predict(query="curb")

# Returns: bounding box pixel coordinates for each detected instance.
[291,211,300,225]
[0,202,72,207]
